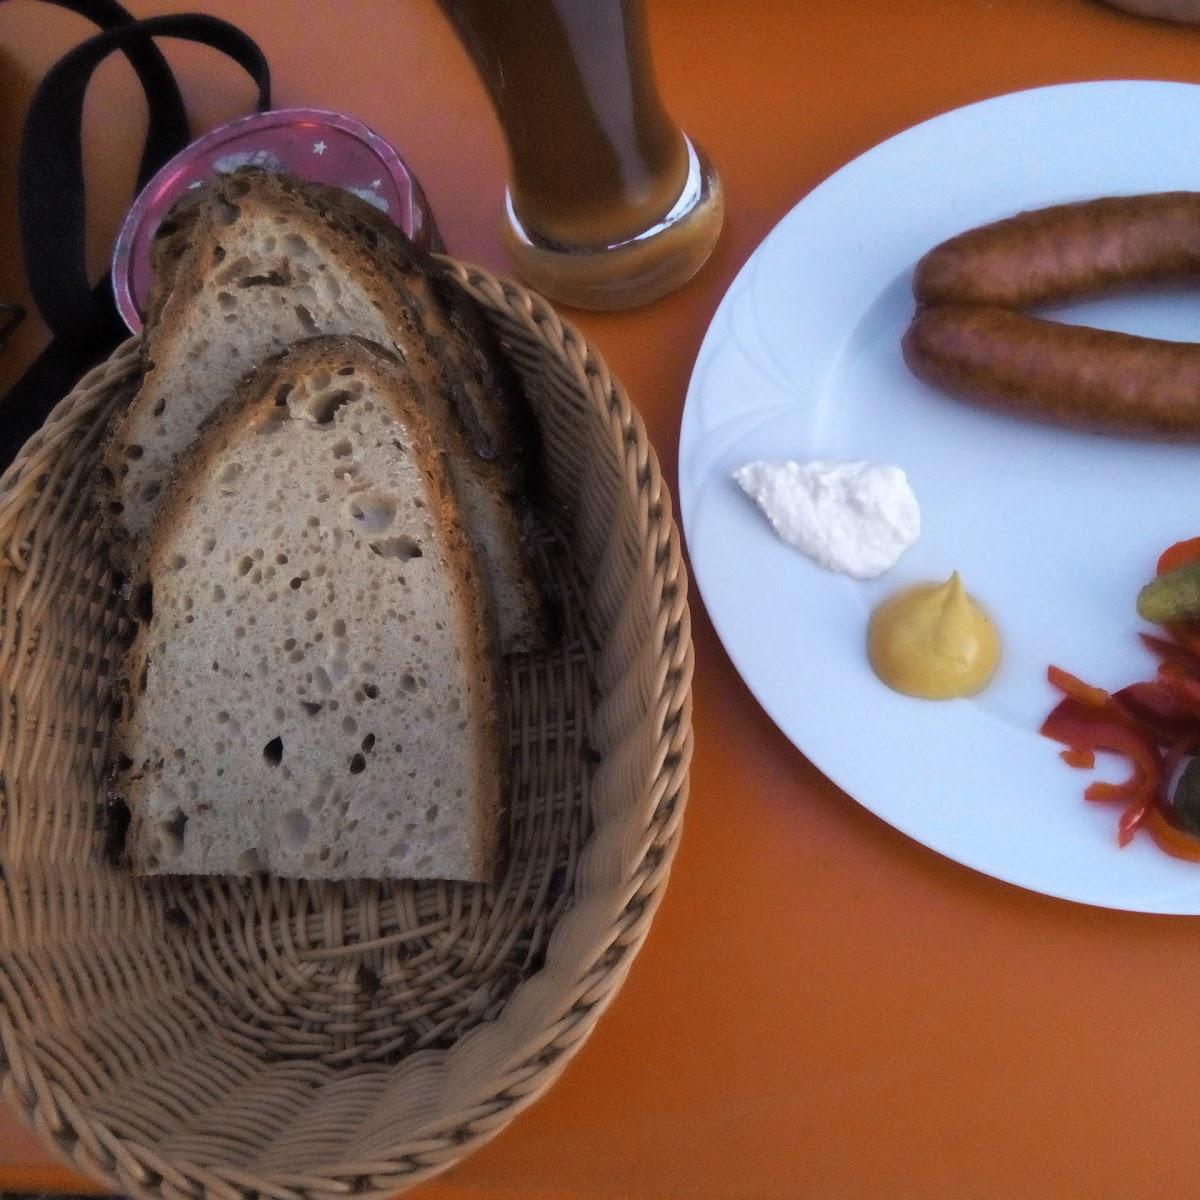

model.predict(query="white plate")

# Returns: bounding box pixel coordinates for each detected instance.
[680,81,1200,914]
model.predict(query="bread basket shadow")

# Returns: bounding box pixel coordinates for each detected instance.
[0,261,693,1199]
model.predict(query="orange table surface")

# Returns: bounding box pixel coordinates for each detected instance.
[5,1,1200,1197]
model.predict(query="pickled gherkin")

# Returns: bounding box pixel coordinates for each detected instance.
[1137,560,1200,624]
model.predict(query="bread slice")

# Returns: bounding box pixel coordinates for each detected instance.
[111,337,503,882]
[105,168,550,653]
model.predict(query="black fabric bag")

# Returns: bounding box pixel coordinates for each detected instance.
[2,0,270,467]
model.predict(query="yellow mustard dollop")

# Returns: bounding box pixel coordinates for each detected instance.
[867,571,1000,699]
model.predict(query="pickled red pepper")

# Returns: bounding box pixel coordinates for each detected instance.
[1040,682,1162,847]
[1042,539,1200,858]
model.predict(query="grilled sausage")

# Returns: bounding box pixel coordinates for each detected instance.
[901,304,1200,438]
[913,193,1200,308]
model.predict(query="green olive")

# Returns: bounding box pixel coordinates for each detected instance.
[1137,560,1200,624]
[1171,757,1200,837]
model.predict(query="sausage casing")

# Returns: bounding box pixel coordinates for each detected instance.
[901,304,1200,438]
[913,193,1200,308]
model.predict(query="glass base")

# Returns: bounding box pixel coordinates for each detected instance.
[501,137,725,311]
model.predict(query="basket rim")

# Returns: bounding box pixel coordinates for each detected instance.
[0,258,694,1200]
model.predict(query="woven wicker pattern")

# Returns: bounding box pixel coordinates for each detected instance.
[0,262,693,1200]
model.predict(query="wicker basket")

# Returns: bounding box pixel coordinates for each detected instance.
[0,261,693,1200]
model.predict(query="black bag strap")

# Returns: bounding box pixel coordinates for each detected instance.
[1,4,270,467]
[35,0,192,186]
[20,12,271,344]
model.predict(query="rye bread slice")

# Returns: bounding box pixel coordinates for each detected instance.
[111,337,503,882]
[104,168,550,653]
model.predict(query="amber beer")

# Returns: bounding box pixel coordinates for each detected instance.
[438,0,723,308]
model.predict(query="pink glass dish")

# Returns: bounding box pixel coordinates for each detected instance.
[112,108,438,332]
